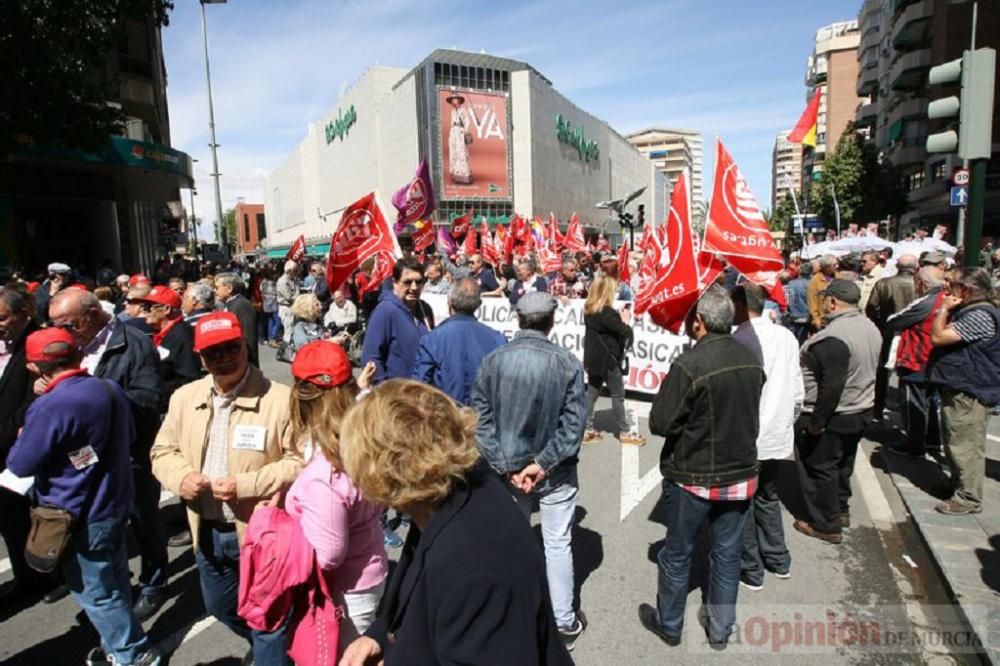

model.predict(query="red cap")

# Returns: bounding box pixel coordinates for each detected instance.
[26,327,78,363]
[68,283,89,291]
[137,285,182,310]
[193,312,243,352]
[129,274,150,287]
[291,340,352,388]
[26,281,40,293]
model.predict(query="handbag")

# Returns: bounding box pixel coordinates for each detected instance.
[276,342,295,363]
[287,559,343,666]
[24,379,116,573]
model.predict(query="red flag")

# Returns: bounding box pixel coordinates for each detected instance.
[617,240,631,283]
[411,219,435,253]
[538,243,562,274]
[463,220,478,256]
[635,173,702,333]
[510,214,530,243]
[480,221,501,266]
[286,235,306,263]
[326,192,398,294]
[597,233,611,253]
[501,224,514,262]
[451,210,472,238]
[359,251,395,297]
[549,212,565,247]
[562,213,586,253]
[704,139,784,287]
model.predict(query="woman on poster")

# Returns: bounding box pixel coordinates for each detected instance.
[446,93,475,185]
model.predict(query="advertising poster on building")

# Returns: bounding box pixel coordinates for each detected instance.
[438,88,511,200]
[423,294,688,395]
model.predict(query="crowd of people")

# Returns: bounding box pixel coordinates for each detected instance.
[0,230,998,664]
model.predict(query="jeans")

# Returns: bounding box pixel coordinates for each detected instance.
[899,372,940,455]
[512,468,579,629]
[794,423,861,533]
[63,511,151,665]
[196,523,290,665]
[656,483,750,643]
[586,366,628,433]
[130,460,167,600]
[940,389,988,509]
[740,460,791,586]
[267,311,281,341]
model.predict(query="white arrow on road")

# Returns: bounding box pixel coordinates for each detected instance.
[619,400,663,521]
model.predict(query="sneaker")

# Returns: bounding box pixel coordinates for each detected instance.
[793,519,843,544]
[619,433,647,446]
[637,603,680,646]
[738,575,763,592]
[935,499,982,516]
[558,609,587,652]
[167,530,193,548]
[133,595,165,622]
[771,570,791,580]
[131,649,162,666]
[85,648,111,666]
[383,525,404,548]
[582,430,603,444]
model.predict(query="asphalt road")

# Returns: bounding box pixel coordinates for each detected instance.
[0,346,984,665]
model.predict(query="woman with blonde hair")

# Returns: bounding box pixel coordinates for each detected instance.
[288,293,324,351]
[582,276,644,445]
[284,341,386,649]
[338,380,573,666]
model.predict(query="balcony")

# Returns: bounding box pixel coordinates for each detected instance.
[857,62,879,96]
[893,0,933,48]
[855,101,878,127]
[859,23,881,54]
[887,138,927,168]
[886,96,928,129]
[890,48,932,90]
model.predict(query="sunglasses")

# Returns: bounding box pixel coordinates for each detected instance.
[200,341,243,362]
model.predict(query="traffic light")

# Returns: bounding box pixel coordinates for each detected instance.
[637,204,645,227]
[926,48,996,160]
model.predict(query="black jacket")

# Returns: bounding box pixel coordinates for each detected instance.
[224,294,258,366]
[651,333,764,486]
[0,321,40,467]
[583,306,632,382]
[157,319,202,407]
[366,466,572,666]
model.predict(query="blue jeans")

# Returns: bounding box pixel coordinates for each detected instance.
[513,467,579,629]
[196,523,290,665]
[655,483,750,643]
[267,311,281,341]
[62,511,151,665]
[740,460,791,586]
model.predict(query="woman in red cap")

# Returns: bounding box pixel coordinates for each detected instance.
[284,341,385,651]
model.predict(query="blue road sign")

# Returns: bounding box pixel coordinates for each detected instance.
[950,186,969,207]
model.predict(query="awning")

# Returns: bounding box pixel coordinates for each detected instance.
[265,242,330,259]
[16,136,194,187]
[888,119,903,143]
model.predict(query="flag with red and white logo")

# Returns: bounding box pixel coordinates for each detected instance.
[480,221,502,266]
[391,159,436,234]
[451,210,473,238]
[562,213,587,253]
[326,192,399,294]
[286,235,306,263]
[410,219,435,253]
[549,212,565,247]
[616,240,631,283]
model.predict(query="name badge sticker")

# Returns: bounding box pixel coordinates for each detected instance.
[68,445,99,470]
[232,425,267,452]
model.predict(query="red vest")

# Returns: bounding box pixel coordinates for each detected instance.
[896,291,945,373]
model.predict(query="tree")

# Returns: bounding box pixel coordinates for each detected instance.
[770,192,798,234]
[857,139,909,229]
[223,207,237,248]
[809,128,864,231]
[0,0,174,157]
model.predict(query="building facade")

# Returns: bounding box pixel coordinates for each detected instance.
[0,14,192,276]
[234,201,266,255]
[625,128,705,219]
[264,50,667,255]
[855,0,1000,238]
[772,130,804,211]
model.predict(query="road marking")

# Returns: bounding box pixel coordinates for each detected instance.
[988,434,1000,444]
[619,400,661,521]
[854,446,895,531]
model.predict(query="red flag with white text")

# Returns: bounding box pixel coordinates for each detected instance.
[463,219,479,256]
[562,213,587,253]
[549,212,565,247]
[480,221,502,266]
[410,219,435,253]
[326,193,398,294]
[286,235,306,263]
[451,210,472,238]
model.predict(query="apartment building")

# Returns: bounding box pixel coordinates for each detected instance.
[772,130,804,211]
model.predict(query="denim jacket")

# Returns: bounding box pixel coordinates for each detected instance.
[471,330,587,489]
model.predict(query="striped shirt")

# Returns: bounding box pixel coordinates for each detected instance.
[200,369,251,522]
[952,309,997,343]
[679,476,758,501]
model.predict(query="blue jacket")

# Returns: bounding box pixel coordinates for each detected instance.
[785,277,810,321]
[7,374,135,522]
[471,330,587,489]
[361,291,430,383]
[412,313,507,405]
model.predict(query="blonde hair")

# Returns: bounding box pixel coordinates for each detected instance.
[584,276,617,315]
[291,293,320,321]
[289,379,358,469]
[340,379,480,509]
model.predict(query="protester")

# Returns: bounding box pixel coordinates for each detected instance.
[183,281,216,326]
[582,276,644,446]
[214,273,259,367]
[259,267,279,346]
[639,285,764,649]
[920,250,948,281]
[276,260,299,343]
[927,267,1000,515]
[93,286,117,316]
[858,250,883,311]
[7,327,161,666]
[979,241,994,271]
[467,253,503,296]
[866,254,918,420]
[137,286,201,402]
[598,256,634,301]
[48,288,168,620]
[35,261,73,321]
[304,261,330,309]
[508,259,548,305]
[795,280,881,544]
[288,293,325,351]
[285,341,387,649]
[150,312,303,665]
[168,276,186,297]
[472,291,589,651]
[784,262,812,343]
[338,380,573,665]
[549,259,589,301]
[411,277,506,405]
[323,289,359,333]
[121,283,154,334]
[420,261,451,295]
[806,254,837,331]
[731,283,803,592]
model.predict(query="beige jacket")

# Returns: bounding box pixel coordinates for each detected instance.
[150,365,302,548]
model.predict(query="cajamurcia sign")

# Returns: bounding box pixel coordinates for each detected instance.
[325,105,357,144]
[555,114,599,162]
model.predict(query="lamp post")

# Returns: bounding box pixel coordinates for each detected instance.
[200,0,228,258]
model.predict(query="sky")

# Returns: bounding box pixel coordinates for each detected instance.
[161,0,863,232]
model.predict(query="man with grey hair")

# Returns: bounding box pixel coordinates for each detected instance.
[639,285,765,649]
[275,260,299,343]
[509,259,548,306]
[412,276,506,405]
[214,272,258,366]
[182,282,215,326]
[866,253,918,420]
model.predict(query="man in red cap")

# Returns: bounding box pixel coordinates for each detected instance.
[151,312,302,665]
[136,285,201,402]
[7,328,161,666]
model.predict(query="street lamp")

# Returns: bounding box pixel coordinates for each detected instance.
[200,0,228,258]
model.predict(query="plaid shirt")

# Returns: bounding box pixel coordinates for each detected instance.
[679,476,758,501]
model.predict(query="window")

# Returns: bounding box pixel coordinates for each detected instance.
[930,161,946,182]
[906,170,924,191]
[243,214,251,243]
[256,213,267,241]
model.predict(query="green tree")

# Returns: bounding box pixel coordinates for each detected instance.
[857,139,909,229]
[0,0,173,157]
[770,192,798,233]
[223,207,236,248]
[809,128,864,230]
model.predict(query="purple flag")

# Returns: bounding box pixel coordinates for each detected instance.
[436,227,456,256]
[392,159,436,234]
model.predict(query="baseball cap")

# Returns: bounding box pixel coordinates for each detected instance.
[47,262,71,274]
[516,291,558,316]
[135,285,182,310]
[820,279,861,305]
[920,250,946,266]
[291,340,352,388]
[129,274,151,287]
[26,327,78,363]
[68,283,89,291]
[193,312,243,352]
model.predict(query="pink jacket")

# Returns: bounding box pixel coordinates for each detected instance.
[284,452,388,595]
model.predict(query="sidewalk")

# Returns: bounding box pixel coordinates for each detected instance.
[874,422,1000,664]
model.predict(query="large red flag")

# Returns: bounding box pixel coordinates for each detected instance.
[538,243,562,274]
[704,139,783,287]
[616,240,631,283]
[326,193,398,294]
[463,220,478,256]
[410,219,435,253]
[634,173,702,333]
[451,210,472,238]
[548,212,565,247]
[562,213,586,253]
[480,221,502,266]
[286,235,306,263]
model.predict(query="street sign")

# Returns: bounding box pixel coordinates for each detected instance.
[954,168,970,186]
[950,186,969,207]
